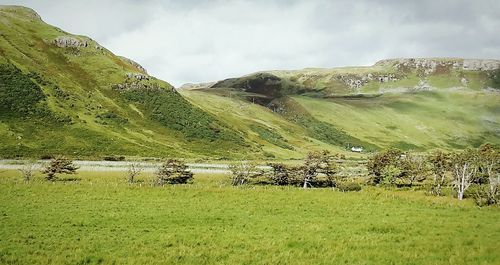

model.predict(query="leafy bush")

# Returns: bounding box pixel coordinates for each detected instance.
[428,150,451,196]
[367,148,405,185]
[103,156,126,161]
[464,184,499,206]
[0,64,46,117]
[41,156,79,181]
[336,181,362,192]
[250,125,293,150]
[154,159,193,185]
[268,163,296,186]
[96,112,128,125]
[122,88,238,141]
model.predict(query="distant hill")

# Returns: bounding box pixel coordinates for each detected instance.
[1,5,499,159]
[183,58,500,153]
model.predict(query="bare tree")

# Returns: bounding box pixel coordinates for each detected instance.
[18,161,37,182]
[451,150,480,200]
[229,161,263,186]
[41,156,79,181]
[127,163,142,183]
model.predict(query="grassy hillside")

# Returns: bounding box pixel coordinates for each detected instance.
[185,58,500,152]
[1,5,498,159]
[0,5,252,159]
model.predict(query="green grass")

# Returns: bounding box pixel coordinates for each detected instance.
[293,90,500,150]
[0,6,253,159]
[0,170,499,264]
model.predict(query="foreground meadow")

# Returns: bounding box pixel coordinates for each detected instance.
[0,171,499,264]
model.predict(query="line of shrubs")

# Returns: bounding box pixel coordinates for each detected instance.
[366,143,499,206]
[229,150,362,192]
[19,157,194,186]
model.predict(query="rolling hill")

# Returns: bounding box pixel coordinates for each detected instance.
[1,5,499,160]
[182,58,500,154]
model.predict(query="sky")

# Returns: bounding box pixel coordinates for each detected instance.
[2,0,500,86]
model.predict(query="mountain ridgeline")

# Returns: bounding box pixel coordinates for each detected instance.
[1,5,499,159]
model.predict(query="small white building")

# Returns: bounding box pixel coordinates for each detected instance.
[351,147,363,153]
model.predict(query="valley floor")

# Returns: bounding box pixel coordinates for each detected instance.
[0,171,498,264]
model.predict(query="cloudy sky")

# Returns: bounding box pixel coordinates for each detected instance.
[2,0,500,86]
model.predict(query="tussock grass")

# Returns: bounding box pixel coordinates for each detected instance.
[0,170,498,264]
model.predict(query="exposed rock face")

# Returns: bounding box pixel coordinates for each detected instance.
[376,58,500,74]
[126,73,149,81]
[53,36,89,48]
[463,59,500,71]
[336,73,400,90]
[119,56,148,74]
[180,82,216,90]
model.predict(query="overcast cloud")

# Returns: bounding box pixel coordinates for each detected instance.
[2,0,500,86]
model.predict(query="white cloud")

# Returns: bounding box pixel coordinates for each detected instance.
[1,0,500,86]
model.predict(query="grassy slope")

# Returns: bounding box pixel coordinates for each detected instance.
[294,90,500,150]
[181,90,345,159]
[0,6,250,159]
[0,170,499,264]
[187,58,500,152]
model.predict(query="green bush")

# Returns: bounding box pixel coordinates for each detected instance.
[122,88,242,143]
[336,181,362,192]
[250,125,293,150]
[0,64,46,117]
[95,112,128,125]
[154,159,193,185]
[465,184,500,207]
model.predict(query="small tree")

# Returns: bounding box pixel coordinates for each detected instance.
[126,163,142,183]
[301,150,339,188]
[478,144,500,204]
[154,159,193,186]
[451,149,480,200]
[402,153,429,187]
[381,165,402,186]
[268,163,291,186]
[41,156,79,181]
[319,152,341,187]
[367,148,405,185]
[229,161,263,186]
[428,150,451,196]
[18,161,36,182]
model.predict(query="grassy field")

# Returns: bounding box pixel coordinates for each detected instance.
[1,170,499,264]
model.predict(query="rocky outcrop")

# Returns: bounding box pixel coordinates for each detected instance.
[180,82,216,90]
[119,56,148,74]
[463,59,500,71]
[126,73,149,81]
[53,36,89,48]
[336,73,400,90]
[376,58,500,74]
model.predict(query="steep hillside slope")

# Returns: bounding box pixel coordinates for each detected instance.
[184,58,500,151]
[0,5,249,159]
